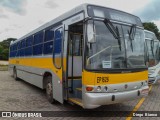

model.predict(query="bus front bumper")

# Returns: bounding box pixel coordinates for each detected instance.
[83,86,149,109]
[149,75,160,85]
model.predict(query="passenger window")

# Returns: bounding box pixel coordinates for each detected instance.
[25,47,32,56]
[33,44,43,55]
[18,42,21,49]
[21,39,26,49]
[34,31,44,45]
[20,49,25,57]
[45,29,54,42]
[53,27,63,68]
[26,36,33,47]
[43,41,53,54]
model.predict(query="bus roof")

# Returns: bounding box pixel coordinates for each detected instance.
[12,3,142,45]
[144,30,157,40]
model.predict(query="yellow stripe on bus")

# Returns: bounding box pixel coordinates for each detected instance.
[9,57,63,80]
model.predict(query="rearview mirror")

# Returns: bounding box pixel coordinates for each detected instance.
[87,24,96,43]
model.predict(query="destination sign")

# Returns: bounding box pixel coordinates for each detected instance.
[87,5,142,27]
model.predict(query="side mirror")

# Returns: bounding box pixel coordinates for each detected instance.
[87,24,96,43]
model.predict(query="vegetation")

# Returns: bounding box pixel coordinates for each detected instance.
[0,38,16,60]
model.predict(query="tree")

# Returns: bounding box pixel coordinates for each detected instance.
[0,38,17,60]
[143,22,160,39]
[0,38,16,48]
[2,49,9,60]
[0,45,3,54]
[0,45,3,59]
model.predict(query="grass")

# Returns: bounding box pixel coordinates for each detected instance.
[0,64,8,71]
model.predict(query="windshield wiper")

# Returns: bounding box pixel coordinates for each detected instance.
[151,40,155,57]
[128,24,136,52]
[103,19,121,51]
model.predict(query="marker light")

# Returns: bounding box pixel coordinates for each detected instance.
[97,86,101,92]
[86,86,93,91]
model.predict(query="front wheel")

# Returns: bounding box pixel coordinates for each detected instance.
[46,76,55,103]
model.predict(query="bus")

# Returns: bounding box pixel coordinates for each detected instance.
[145,30,160,84]
[9,4,149,109]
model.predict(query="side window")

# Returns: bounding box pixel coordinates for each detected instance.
[26,36,33,47]
[25,36,33,56]
[45,29,54,42]
[44,28,54,54]
[20,39,25,57]
[33,44,43,55]
[21,39,26,48]
[10,44,17,57]
[34,31,43,45]
[17,42,20,57]
[20,49,25,57]
[53,27,63,68]
[17,42,21,49]
[44,41,53,54]
[33,31,44,55]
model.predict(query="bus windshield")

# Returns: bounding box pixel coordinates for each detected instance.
[146,40,159,67]
[85,20,146,70]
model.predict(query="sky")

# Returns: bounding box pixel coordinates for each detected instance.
[0,0,159,41]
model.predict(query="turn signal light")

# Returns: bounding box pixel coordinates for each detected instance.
[86,86,93,91]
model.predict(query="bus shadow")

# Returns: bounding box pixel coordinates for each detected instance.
[16,78,134,113]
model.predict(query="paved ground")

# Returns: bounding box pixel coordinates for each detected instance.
[132,84,160,120]
[0,71,159,120]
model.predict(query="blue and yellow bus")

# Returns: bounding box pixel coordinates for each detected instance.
[9,4,149,109]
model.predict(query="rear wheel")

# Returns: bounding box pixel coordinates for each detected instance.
[46,76,55,103]
[13,67,18,80]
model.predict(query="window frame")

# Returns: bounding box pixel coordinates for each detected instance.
[53,27,63,69]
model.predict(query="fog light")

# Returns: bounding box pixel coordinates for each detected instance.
[97,86,101,92]
[86,86,93,91]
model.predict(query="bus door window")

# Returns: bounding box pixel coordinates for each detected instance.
[69,33,82,56]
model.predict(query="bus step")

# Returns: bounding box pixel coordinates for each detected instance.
[76,88,82,91]
[68,98,83,107]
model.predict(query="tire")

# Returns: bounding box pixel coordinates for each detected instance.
[46,76,55,103]
[13,67,18,80]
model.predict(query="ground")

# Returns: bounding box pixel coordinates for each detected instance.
[0,60,8,71]
[0,71,159,120]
